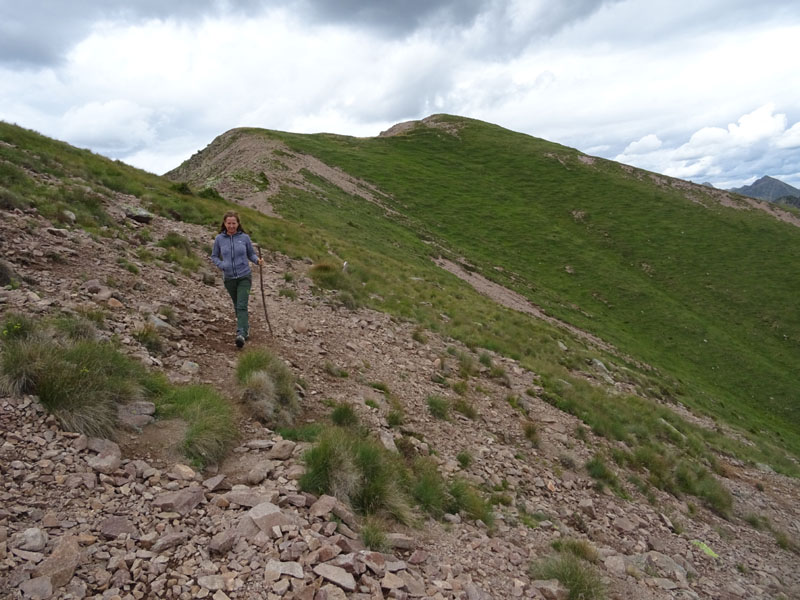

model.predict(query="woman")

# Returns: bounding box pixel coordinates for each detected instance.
[210,211,263,348]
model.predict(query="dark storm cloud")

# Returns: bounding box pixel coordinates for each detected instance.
[0,0,620,68]
[0,0,264,67]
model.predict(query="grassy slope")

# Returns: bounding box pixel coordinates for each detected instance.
[260,117,800,457]
[3,119,799,474]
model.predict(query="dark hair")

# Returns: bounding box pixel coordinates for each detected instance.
[220,211,245,233]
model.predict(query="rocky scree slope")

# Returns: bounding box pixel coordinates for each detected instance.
[1,191,800,598]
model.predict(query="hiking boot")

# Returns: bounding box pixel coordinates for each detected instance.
[235,334,245,348]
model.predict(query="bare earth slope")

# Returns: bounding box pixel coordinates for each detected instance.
[1,181,799,599]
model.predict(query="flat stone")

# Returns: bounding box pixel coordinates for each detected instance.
[266,439,296,460]
[151,531,189,553]
[152,486,205,515]
[313,563,357,592]
[209,529,240,555]
[381,572,406,590]
[169,464,196,480]
[198,575,227,591]
[248,502,293,531]
[225,488,278,507]
[99,516,137,540]
[203,474,228,491]
[34,536,81,588]
[309,494,338,519]
[530,579,568,600]
[386,533,415,550]
[19,575,53,599]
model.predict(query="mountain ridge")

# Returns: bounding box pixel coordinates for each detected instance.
[729,175,800,202]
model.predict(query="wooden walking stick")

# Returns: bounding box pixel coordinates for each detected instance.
[258,246,274,336]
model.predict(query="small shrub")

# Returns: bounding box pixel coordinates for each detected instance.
[412,328,427,344]
[0,338,56,395]
[283,272,294,282]
[529,554,605,600]
[279,288,297,300]
[331,403,359,427]
[427,395,449,420]
[456,451,473,468]
[237,349,299,427]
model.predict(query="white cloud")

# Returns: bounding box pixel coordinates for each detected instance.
[623,134,662,155]
[0,0,798,187]
[615,105,800,188]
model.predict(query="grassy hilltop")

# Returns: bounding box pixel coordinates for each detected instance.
[177,115,800,464]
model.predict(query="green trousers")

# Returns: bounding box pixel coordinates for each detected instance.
[223,276,252,337]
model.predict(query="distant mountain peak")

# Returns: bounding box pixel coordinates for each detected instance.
[730,175,800,202]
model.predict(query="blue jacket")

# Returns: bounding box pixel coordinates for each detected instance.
[211,231,259,280]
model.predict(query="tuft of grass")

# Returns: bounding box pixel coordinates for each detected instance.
[134,324,164,354]
[523,421,540,447]
[426,395,450,420]
[50,315,97,341]
[529,554,605,600]
[453,398,477,419]
[324,360,349,378]
[278,423,324,442]
[370,381,390,394]
[456,451,473,469]
[236,348,297,411]
[278,288,297,300]
[300,426,412,523]
[674,461,733,519]
[552,538,599,563]
[447,478,494,526]
[156,385,237,467]
[410,457,449,518]
[1,312,36,341]
[157,232,202,272]
[386,409,404,428]
[331,403,359,427]
[585,454,619,492]
[360,517,389,551]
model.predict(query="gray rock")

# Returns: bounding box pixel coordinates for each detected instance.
[99,516,137,540]
[248,501,293,531]
[152,486,205,515]
[13,528,48,552]
[266,439,296,460]
[313,564,356,592]
[151,531,189,553]
[530,579,569,600]
[34,535,81,588]
[19,575,53,599]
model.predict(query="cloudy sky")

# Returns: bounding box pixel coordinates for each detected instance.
[1,0,799,189]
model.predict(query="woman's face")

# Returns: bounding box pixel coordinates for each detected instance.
[224,216,239,235]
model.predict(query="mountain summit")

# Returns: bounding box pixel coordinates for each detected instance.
[730,175,800,201]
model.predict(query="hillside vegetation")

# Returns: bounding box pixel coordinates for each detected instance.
[169,115,800,468]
